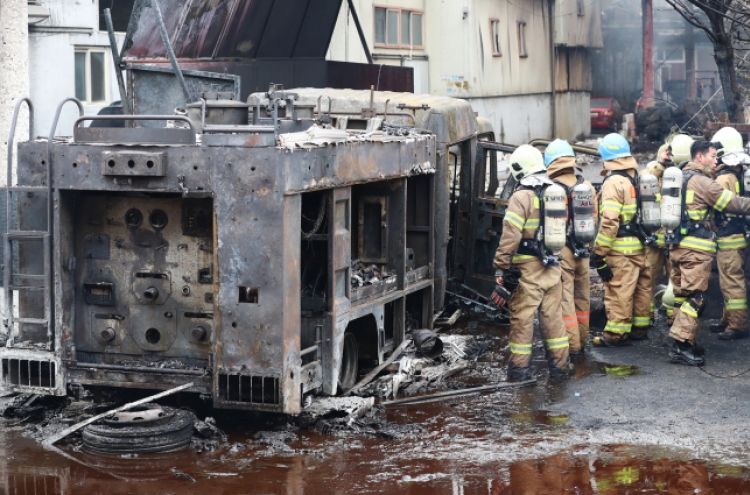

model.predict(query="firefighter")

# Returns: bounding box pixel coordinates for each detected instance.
[709,127,750,340]
[641,142,672,316]
[667,140,750,365]
[491,144,571,379]
[544,140,597,361]
[640,134,693,323]
[593,133,653,345]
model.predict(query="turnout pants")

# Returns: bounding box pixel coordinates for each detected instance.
[717,246,748,333]
[560,246,591,353]
[507,260,569,371]
[602,251,652,341]
[669,247,713,344]
[645,244,670,316]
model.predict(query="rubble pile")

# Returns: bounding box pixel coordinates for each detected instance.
[350,260,395,289]
[351,334,488,399]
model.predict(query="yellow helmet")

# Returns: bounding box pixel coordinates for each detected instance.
[711,127,744,159]
[668,134,694,164]
[508,145,546,181]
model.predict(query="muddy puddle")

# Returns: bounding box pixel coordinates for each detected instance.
[2,319,748,494]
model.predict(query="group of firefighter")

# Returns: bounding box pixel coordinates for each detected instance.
[490,126,750,379]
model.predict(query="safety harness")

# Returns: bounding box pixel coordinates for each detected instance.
[602,170,655,246]
[714,168,746,240]
[514,185,560,265]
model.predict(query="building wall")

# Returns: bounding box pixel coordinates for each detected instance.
[28,0,124,138]
[328,0,600,143]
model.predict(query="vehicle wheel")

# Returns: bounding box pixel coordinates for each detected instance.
[82,405,195,454]
[338,332,359,391]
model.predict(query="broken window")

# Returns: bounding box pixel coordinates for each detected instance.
[490,19,501,56]
[517,22,528,58]
[75,48,108,104]
[98,0,136,32]
[374,7,424,48]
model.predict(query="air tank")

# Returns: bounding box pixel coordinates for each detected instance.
[543,183,568,254]
[639,173,661,234]
[661,167,683,232]
[743,168,750,228]
[571,182,596,244]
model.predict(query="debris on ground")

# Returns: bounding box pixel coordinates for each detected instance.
[350,260,395,289]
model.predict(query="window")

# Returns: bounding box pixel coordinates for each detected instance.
[577,0,585,16]
[374,7,423,48]
[490,19,501,56]
[75,48,108,104]
[517,22,528,58]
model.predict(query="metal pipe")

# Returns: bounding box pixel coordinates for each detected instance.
[148,0,192,103]
[300,345,318,357]
[347,0,373,64]
[103,8,132,116]
[47,98,84,351]
[69,361,207,375]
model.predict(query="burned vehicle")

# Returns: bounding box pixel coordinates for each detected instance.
[2,83,515,414]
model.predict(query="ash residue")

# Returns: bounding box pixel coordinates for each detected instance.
[307,405,424,440]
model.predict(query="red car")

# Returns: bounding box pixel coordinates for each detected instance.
[590,97,623,132]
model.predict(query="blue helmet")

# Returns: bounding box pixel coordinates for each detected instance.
[544,139,575,167]
[598,133,632,161]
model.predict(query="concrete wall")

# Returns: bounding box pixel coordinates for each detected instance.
[467,93,553,145]
[555,91,591,141]
[29,0,124,138]
[1,0,30,188]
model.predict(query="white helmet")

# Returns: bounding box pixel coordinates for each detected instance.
[509,145,546,181]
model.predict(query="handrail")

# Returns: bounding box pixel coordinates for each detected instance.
[6,97,34,195]
[73,114,197,144]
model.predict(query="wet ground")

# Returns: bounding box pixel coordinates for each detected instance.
[3,305,750,494]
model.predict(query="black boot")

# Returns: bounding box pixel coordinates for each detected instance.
[569,350,585,363]
[669,340,705,366]
[549,363,575,377]
[710,323,726,334]
[718,330,749,341]
[507,366,533,381]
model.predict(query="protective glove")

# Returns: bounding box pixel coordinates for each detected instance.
[490,284,511,307]
[593,255,613,282]
[503,267,522,293]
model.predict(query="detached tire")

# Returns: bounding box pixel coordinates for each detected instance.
[338,332,359,391]
[82,407,195,454]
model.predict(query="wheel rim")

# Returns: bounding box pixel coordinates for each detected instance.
[338,332,358,391]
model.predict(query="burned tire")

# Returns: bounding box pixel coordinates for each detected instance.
[338,331,359,391]
[82,406,195,455]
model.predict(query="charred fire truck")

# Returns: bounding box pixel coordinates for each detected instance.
[0,1,526,414]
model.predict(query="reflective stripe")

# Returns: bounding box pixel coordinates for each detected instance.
[596,232,614,247]
[601,200,623,214]
[725,299,748,310]
[687,209,707,221]
[680,302,698,318]
[533,197,540,209]
[718,236,748,250]
[633,316,651,327]
[605,321,632,334]
[512,254,536,262]
[563,316,578,328]
[523,218,539,231]
[714,189,733,212]
[686,190,695,204]
[612,236,644,254]
[545,337,570,349]
[509,342,532,355]
[621,203,637,223]
[504,211,524,229]
[666,308,674,316]
[576,311,590,322]
[679,235,717,253]
[655,233,666,247]
[674,296,687,303]
[650,301,655,314]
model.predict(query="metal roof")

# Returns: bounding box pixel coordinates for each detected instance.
[122,0,344,61]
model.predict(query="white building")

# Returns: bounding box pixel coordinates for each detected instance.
[328,0,603,143]
[26,0,127,138]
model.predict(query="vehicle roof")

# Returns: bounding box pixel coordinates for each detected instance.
[250,88,479,146]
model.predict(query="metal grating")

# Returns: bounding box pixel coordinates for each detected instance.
[1,359,56,389]
[6,474,62,495]
[218,373,279,405]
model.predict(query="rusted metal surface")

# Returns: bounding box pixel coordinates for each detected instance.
[8,91,438,413]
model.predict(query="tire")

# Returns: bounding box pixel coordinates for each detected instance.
[338,332,359,391]
[82,407,195,454]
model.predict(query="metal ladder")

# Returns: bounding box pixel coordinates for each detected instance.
[4,97,82,350]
